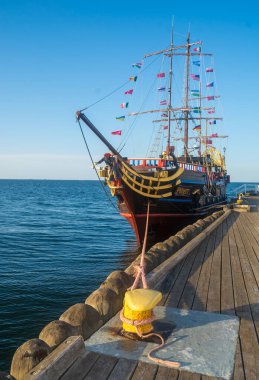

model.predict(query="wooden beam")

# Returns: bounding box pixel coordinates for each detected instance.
[147,209,232,290]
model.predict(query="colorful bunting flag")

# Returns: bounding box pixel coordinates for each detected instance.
[206,139,213,144]
[157,72,165,78]
[193,125,201,130]
[132,63,142,68]
[192,107,201,113]
[208,108,215,114]
[211,133,218,137]
[192,60,200,66]
[161,113,168,117]
[209,120,217,125]
[160,100,167,105]
[125,89,133,95]
[206,82,214,87]
[206,67,214,73]
[207,96,215,101]
[191,90,200,97]
[116,116,125,121]
[157,87,166,91]
[193,47,201,52]
[190,74,200,81]
[163,125,168,130]
[120,102,129,108]
[111,130,122,135]
[129,76,138,82]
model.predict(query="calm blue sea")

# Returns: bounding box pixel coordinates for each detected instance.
[0,180,137,371]
[0,180,258,371]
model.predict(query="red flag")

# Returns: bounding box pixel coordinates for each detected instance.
[163,126,168,130]
[157,72,165,78]
[211,133,218,137]
[124,89,133,95]
[111,130,122,135]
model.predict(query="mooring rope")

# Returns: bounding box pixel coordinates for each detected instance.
[120,200,180,369]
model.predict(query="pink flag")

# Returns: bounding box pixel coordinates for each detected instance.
[124,89,133,95]
[160,100,167,105]
[208,108,215,114]
[193,47,201,52]
[207,96,215,101]
[190,74,200,81]
[111,130,122,135]
[206,67,214,73]
[211,133,218,137]
[157,72,165,78]
[207,139,213,144]
[163,125,168,130]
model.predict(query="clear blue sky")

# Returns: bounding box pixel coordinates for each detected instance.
[0,0,258,181]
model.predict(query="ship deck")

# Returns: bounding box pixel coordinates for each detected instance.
[29,198,259,380]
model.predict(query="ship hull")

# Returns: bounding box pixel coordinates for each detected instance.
[116,168,226,245]
[121,211,205,246]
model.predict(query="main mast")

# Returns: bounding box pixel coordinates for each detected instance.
[184,32,191,159]
[167,22,174,154]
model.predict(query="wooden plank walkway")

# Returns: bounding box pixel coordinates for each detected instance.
[59,209,259,380]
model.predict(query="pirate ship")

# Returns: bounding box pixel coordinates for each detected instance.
[77,30,229,246]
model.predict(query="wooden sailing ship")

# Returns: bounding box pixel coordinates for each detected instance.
[77,30,229,245]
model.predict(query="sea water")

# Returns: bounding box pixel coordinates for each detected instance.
[0,180,137,371]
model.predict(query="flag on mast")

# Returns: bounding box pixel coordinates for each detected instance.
[192,107,201,113]
[206,67,214,73]
[129,76,138,82]
[193,125,201,130]
[157,72,165,78]
[132,63,142,68]
[116,116,125,121]
[190,74,200,81]
[120,102,129,108]
[192,60,200,66]
[206,82,214,87]
[125,89,133,95]
[191,90,200,97]
[160,100,167,105]
[111,130,122,135]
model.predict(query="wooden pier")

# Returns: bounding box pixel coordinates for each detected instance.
[25,199,259,380]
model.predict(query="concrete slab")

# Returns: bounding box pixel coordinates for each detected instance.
[85,306,239,380]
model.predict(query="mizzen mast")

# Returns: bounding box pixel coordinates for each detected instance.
[184,32,191,159]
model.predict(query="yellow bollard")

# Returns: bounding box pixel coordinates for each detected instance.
[237,193,243,205]
[122,289,162,335]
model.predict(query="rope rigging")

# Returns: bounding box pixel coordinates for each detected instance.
[77,119,119,212]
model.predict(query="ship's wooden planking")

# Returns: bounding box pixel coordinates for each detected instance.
[31,199,259,380]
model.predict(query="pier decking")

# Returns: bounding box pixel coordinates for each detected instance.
[28,201,259,380]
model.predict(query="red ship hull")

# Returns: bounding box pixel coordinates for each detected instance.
[121,211,206,246]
